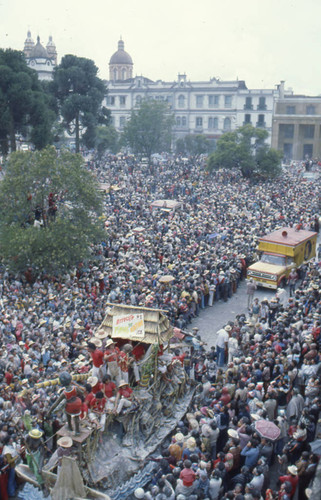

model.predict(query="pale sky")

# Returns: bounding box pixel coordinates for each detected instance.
[1,0,320,95]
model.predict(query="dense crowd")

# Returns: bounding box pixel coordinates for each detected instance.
[0,155,320,499]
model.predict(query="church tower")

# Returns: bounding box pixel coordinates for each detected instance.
[109,38,133,81]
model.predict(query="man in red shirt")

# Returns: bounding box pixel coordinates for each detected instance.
[88,342,104,379]
[101,374,116,412]
[89,391,107,431]
[279,465,299,498]
[114,380,133,414]
[176,460,196,496]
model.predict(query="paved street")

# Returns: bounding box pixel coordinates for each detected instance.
[190,281,286,347]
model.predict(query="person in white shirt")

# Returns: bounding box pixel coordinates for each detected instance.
[215,325,230,367]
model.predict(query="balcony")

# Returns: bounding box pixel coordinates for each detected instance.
[244,104,253,110]
[257,104,267,110]
[256,121,266,128]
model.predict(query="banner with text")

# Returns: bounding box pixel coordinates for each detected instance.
[112,313,145,339]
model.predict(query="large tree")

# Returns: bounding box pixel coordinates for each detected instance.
[176,134,211,156]
[95,125,119,158]
[0,147,104,274]
[0,49,55,154]
[122,99,174,159]
[207,124,282,178]
[51,55,109,153]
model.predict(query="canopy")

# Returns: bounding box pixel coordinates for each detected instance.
[98,303,173,344]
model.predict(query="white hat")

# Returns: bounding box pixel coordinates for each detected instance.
[57,436,73,448]
[288,465,298,475]
[227,428,239,439]
[118,380,129,388]
[134,488,145,499]
[87,376,98,387]
[225,325,232,332]
[106,338,115,347]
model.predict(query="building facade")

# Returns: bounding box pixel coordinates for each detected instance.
[23,31,57,80]
[104,40,277,146]
[271,83,321,161]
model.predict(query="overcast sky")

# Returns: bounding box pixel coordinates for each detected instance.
[1,0,320,95]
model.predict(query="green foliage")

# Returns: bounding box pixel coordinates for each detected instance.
[122,99,174,158]
[95,125,119,158]
[0,147,105,274]
[176,134,211,156]
[51,55,108,152]
[0,49,55,154]
[207,124,282,178]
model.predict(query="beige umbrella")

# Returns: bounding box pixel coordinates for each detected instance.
[133,226,145,233]
[159,275,175,284]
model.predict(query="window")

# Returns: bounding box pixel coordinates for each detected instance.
[223,117,231,130]
[119,116,126,128]
[244,114,251,124]
[122,68,126,80]
[182,116,187,127]
[303,144,313,158]
[113,68,117,80]
[178,95,185,108]
[286,106,296,114]
[225,96,232,108]
[208,117,219,129]
[135,95,142,105]
[257,114,265,127]
[304,125,315,139]
[107,96,115,106]
[258,97,266,110]
[119,96,126,106]
[244,97,252,110]
[306,105,315,115]
[283,143,293,159]
[196,117,203,128]
[196,95,204,108]
[176,116,181,126]
[280,124,294,139]
[208,95,219,107]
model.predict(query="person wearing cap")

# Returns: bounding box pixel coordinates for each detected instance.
[114,380,134,414]
[279,465,298,498]
[104,339,120,384]
[215,326,230,367]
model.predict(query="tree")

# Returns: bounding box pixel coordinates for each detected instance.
[122,100,174,159]
[51,55,109,153]
[0,49,55,154]
[0,147,105,274]
[95,125,119,158]
[176,134,211,156]
[207,124,282,178]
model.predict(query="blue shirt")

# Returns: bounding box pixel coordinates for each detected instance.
[241,446,260,468]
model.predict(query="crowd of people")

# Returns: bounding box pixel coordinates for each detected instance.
[0,154,320,499]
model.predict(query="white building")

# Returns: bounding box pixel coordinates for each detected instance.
[23,31,57,81]
[104,40,278,146]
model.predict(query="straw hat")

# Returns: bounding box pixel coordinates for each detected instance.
[288,465,298,475]
[186,437,196,449]
[91,338,102,348]
[225,325,232,332]
[118,380,129,388]
[106,338,115,347]
[28,429,43,439]
[175,432,184,442]
[227,429,239,439]
[95,330,108,340]
[87,376,98,387]
[57,436,73,448]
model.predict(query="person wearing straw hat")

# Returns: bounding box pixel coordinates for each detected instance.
[279,465,298,498]
[25,428,44,484]
[56,436,73,466]
[104,338,120,384]
[114,380,133,414]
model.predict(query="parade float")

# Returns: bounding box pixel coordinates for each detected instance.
[16,304,195,499]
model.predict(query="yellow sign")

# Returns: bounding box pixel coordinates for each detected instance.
[112,313,145,339]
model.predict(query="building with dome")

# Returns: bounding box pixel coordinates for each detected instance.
[23,31,57,81]
[104,39,278,147]
[109,39,133,81]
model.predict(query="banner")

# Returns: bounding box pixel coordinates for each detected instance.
[112,313,145,339]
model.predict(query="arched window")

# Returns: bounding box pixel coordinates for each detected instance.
[113,68,117,80]
[178,95,185,108]
[223,117,231,131]
[122,68,126,80]
[176,116,181,126]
